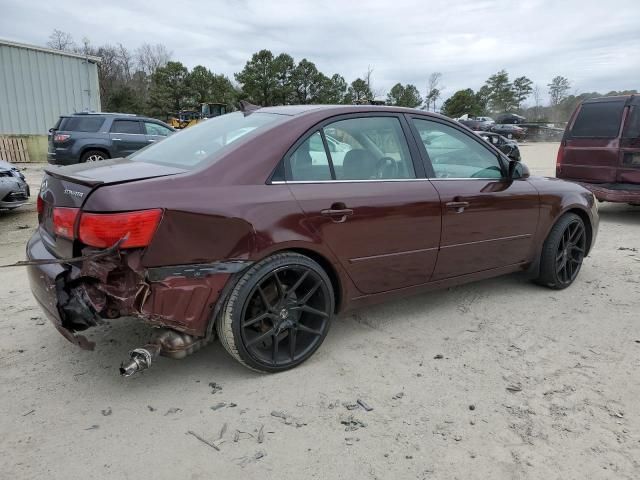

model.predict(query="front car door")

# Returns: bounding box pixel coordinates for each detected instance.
[144,121,174,145]
[279,114,442,295]
[109,119,147,157]
[408,116,539,280]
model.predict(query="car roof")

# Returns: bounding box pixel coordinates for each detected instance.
[582,94,638,106]
[257,104,445,118]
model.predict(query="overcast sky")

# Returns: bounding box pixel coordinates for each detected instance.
[2,0,638,104]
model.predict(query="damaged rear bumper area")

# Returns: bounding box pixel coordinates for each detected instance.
[26,229,251,372]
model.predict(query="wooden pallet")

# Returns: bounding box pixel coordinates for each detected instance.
[0,136,31,163]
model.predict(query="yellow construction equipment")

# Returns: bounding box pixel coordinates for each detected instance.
[168,103,228,129]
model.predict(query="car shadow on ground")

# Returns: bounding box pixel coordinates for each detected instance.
[597,203,640,225]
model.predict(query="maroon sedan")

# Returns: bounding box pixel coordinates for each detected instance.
[26,105,599,375]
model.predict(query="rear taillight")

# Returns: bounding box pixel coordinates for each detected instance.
[53,134,71,142]
[79,209,162,248]
[37,195,44,216]
[556,143,565,175]
[53,207,79,239]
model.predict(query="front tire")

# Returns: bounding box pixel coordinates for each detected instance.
[217,252,335,373]
[536,213,587,289]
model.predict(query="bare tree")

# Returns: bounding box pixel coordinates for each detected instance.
[117,43,134,82]
[425,72,443,111]
[135,43,172,76]
[532,84,542,120]
[47,29,75,51]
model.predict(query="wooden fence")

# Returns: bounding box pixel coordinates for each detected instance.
[0,136,31,163]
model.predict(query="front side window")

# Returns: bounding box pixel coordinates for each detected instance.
[412,119,503,179]
[130,111,286,169]
[145,122,172,136]
[111,120,142,134]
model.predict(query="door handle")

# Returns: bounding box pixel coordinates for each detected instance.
[112,138,122,141]
[445,201,470,213]
[148,139,156,142]
[321,207,354,223]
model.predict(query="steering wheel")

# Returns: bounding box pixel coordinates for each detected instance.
[375,156,398,179]
[470,165,502,178]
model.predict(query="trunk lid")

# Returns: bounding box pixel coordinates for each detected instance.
[39,158,185,257]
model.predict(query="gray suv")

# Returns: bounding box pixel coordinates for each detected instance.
[47,113,175,165]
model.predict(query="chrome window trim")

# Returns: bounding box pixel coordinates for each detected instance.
[271,177,506,184]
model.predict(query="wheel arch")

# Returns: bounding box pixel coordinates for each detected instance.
[565,207,594,255]
[80,146,111,160]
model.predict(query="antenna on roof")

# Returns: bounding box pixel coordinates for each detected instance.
[239,100,260,116]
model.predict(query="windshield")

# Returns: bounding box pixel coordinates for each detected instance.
[129,111,286,169]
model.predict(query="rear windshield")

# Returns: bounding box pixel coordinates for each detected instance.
[129,111,286,169]
[57,116,105,132]
[570,102,624,138]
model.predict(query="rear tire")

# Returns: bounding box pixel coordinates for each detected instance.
[535,213,587,289]
[80,150,108,163]
[216,252,335,373]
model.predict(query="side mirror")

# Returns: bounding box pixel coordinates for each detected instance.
[507,158,529,179]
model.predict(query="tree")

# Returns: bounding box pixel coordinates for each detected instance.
[272,53,295,105]
[512,76,533,110]
[387,83,423,108]
[235,49,278,106]
[425,72,443,111]
[317,74,348,104]
[188,65,215,104]
[532,84,543,120]
[475,85,491,115]
[484,70,516,113]
[548,76,571,106]
[135,43,171,76]
[441,89,483,118]
[149,61,191,116]
[291,59,322,104]
[47,29,75,51]
[347,78,372,104]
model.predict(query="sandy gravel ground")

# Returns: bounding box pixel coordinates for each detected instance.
[1,143,639,480]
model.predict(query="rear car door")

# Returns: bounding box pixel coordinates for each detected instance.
[408,116,539,280]
[620,99,640,184]
[279,114,442,295]
[109,119,147,157]
[143,121,174,145]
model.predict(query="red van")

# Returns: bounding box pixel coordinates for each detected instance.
[557,95,640,203]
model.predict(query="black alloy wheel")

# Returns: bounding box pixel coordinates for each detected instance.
[217,253,334,372]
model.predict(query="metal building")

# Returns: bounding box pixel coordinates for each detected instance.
[0,38,101,136]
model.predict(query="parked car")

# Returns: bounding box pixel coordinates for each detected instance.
[491,124,527,140]
[27,105,598,376]
[0,159,30,210]
[475,116,495,130]
[458,118,483,130]
[477,131,521,161]
[557,95,640,204]
[47,112,175,165]
[496,113,526,124]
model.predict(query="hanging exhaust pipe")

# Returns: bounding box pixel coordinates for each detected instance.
[119,328,214,377]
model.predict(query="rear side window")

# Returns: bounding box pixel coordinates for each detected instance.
[111,120,143,134]
[58,116,105,132]
[623,106,640,139]
[570,102,624,138]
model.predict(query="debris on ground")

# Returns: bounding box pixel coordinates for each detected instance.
[165,407,182,415]
[618,247,638,251]
[357,399,374,411]
[342,402,359,410]
[469,404,476,411]
[101,407,112,416]
[257,424,264,443]
[187,430,220,451]
[506,384,523,393]
[392,392,404,400]
[211,402,226,411]
[209,382,223,394]
[16,225,30,230]
[340,415,367,432]
[345,437,360,445]
[237,450,266,467]
[434,354,444,359]
[22,409,35,416]
[147,405,156,412]
[271,410,306,427]
[85,425,99,430]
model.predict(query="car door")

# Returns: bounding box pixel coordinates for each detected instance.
[620,101,640,184]
[280,114,442,295]
[109,119,147,157]
[408,116,539,280]
[143,121,174,145]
